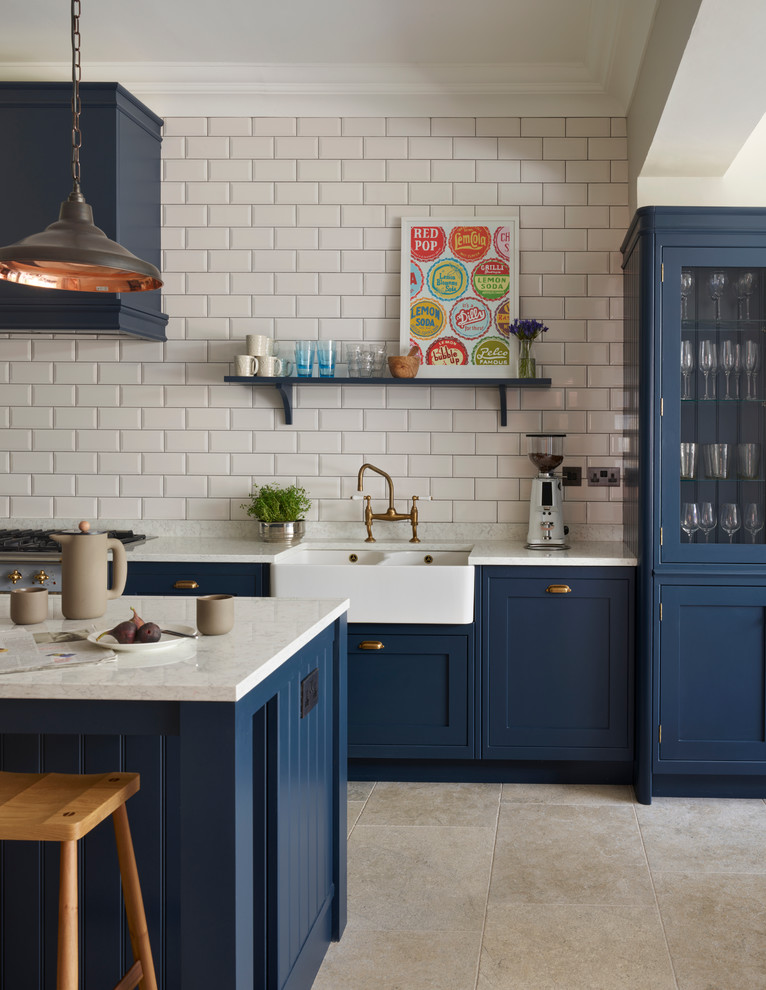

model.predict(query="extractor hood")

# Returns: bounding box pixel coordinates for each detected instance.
[0,82,167,341]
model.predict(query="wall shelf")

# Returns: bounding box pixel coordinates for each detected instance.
[223,375,552,426]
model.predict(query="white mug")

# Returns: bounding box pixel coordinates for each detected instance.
[234,354,257,376]
[256,356,284,377]
[246,334,273,357]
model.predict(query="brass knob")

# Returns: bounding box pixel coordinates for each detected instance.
[7,570,22,585]
[424,555,433,564]
[358,641,384,650]
[173,580,200,590]
[546,584,572,594]
[32,570,50,585]
[349,554,358,562]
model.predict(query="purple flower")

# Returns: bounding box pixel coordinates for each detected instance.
[509,318,549,341]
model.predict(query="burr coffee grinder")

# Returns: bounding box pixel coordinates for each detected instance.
[526,433,570,549]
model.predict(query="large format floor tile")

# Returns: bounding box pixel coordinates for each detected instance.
[359,781,501,827]
[347,824,495,931]
[477,903,677,990]
[490,804,655,906]
[653,872,766,990]
[500,783,635,806]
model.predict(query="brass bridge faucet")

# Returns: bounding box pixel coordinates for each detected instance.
[356,463,421,543]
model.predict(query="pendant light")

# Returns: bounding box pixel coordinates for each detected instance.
[0,0,162,293]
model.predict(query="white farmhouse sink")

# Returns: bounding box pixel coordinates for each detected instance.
[271,548,475,624]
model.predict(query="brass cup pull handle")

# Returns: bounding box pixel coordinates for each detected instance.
[173,580,200,590]
[358,641,385,650]
[546,584,572,594]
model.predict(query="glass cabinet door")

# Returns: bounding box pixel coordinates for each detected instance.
[661,247,766,561]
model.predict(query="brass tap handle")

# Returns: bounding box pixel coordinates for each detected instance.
[363,494,376,543]
[7,570,22,585]
[32,570,50,585]
[409,495,421,543]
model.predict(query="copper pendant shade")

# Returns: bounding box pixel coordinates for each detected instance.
[0,0,162,294]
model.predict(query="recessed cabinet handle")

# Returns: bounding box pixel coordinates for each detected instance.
[358,641,385,650]
[545,584,571,594]
[173,580,200,590]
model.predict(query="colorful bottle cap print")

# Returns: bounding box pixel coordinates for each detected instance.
[410,298,446,340]
[410,225,447,262]
[495,299,510,338]
[427,258,469,300]
[471,258,509,301]
[449,225,492,262]
[472,338,510,366]
[427,337,469,365]
[494,226,511,260]
[449,297,491,339]
[410,261,424,299]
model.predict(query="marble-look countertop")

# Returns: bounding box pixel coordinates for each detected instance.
[131,537,636,567]
[0,595,348,703]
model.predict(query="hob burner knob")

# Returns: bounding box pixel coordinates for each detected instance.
[7,570,22,585]
[32,570,50,585]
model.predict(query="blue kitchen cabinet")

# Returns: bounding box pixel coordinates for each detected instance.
[622,207,766,800]
[656,582,766,785]
[347,623,475,760]
[123,561,269,597]
[481,567,634,761]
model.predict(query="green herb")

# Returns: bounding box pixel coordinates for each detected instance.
[241,483,311,523]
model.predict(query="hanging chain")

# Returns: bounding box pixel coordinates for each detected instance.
[70,0,82,191]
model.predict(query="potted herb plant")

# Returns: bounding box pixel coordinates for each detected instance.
[241,483,312,544]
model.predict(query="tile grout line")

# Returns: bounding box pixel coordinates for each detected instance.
[632,801,682,990]
[473,784,504,990]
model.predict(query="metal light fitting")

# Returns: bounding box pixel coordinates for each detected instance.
[0,0,162,293]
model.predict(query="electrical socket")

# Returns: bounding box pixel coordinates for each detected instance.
[561,466,582,487]
[587,467,621,487]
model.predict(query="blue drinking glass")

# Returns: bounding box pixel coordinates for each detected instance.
[317,341,337,378]
[295,340,315,377]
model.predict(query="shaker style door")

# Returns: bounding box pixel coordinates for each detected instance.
[661,247,766,563]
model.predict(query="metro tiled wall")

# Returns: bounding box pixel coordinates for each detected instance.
[0,114,628,536]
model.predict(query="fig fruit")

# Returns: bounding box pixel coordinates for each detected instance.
[136,622,161,643]
[130,606,145,629]
[97,620,137,644]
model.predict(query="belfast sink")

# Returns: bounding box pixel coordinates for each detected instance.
[271,548,475,624]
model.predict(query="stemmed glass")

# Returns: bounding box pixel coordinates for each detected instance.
[744,340,759,398]
[680,271,694,320]
[698,501,717,542]
[737,272,755,321]
[709,271,728,324]
[719,503,741,543]
[744,503,764,544]
[734,341,743,397]
[698,339,717,399]
[720,339,735,399]
[681,502,699,543]
[680,340,694,398]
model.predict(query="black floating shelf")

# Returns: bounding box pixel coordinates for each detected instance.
[224,375,552,426]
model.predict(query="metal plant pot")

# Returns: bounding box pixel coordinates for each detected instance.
[256,520,306,544]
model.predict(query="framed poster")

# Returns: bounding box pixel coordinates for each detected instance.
[400,217,520,378]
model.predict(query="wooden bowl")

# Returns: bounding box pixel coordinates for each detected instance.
[388,348,420,379]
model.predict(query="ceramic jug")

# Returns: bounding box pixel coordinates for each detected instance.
[50,521,128,619]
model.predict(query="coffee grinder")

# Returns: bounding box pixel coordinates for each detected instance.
[526,433,569,550]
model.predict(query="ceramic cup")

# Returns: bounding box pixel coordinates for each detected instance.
[255,355,284,377]
[234,354,258,376]
[196,594,235,636]
[246,334,273,357]
[10,586,48,625]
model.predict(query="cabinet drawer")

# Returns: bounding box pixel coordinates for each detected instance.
[123,562,268,598]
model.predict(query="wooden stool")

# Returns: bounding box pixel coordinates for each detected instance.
[0,771,158,990]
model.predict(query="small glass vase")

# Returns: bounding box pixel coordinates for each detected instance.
[518,338,536,379]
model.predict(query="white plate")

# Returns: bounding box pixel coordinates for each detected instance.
[87,625,197,653]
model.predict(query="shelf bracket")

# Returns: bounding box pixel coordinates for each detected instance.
[274,382,294,425]
[497,384,508,427]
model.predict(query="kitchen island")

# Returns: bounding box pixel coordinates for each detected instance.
[0,595,349,990]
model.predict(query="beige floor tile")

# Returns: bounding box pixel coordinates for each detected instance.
[348,780,376,801]
[501,783,635,805]
[348,800,366,834]
[359,781,501,826]
[347,824,495,931]
[654,872,766,990]
[489,804,655,906]
[477,903,676,990]
[312,930,482,990]
[635,796,766,828]
[639,819,766,874]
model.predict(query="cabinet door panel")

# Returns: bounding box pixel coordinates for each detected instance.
[659,585,766,766]
[483,570,633,759]
[348,627,474,759]
[123,561,268,597]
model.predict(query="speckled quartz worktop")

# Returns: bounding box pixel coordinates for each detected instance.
[131,536,636,567]
[0,594,348,703]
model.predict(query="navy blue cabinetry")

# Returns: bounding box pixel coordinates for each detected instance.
[124,561,269,597]
[347,623,475,760]
[482,567,634,762]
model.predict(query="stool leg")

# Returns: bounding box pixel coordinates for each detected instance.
[57,840,78,990]
[112,804,158,990]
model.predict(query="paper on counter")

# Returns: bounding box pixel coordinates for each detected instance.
[0,628,117,674]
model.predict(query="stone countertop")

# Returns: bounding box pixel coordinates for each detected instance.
[131,536,636,567]
[0,595,348,704]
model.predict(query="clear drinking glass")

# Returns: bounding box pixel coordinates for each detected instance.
[709,271,728,323]
[680,339,694,398]
[719,503,741,543]
[737,271,755,320]
[680,271,694,320]
[720,339,735,399]
[744,503,764,543]
[734,341,743,397]
[698,339,717,399]
[698,502,716,543]
[744,340,759,398]
[681,502,699,543]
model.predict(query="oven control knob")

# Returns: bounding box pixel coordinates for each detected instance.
[32,570,50,586]
[7,570,22,585]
